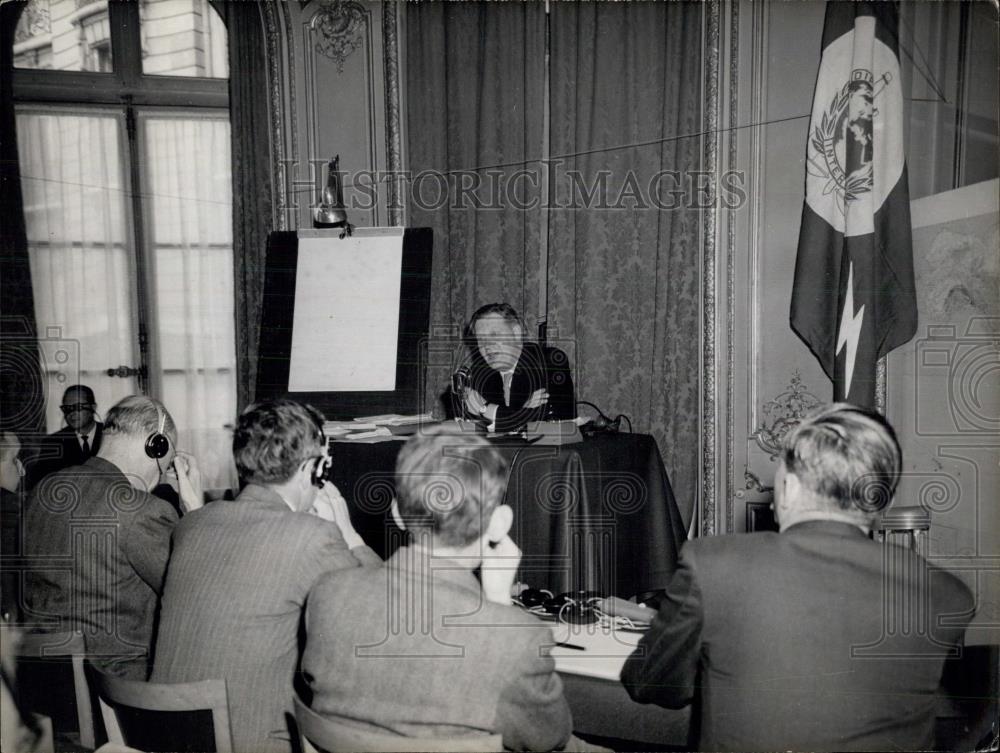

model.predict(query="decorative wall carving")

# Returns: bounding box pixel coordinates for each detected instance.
[701,0,721,536]
[751,371,823,458]
[382,0,403,226]
[312,0,368,73]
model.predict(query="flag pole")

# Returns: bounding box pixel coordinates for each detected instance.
[538,0,551,346]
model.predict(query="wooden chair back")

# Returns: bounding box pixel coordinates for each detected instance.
[16,630,95,749]
[93,671,232,753]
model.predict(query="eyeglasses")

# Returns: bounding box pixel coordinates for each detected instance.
[60,403,95,414]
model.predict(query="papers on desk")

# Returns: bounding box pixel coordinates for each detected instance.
[323,415,435,442]
[549,624,642,681]
[353,413,434,426]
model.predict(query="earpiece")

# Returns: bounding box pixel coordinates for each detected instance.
[144,401,170,460]
[308,407,331,489]
[311,453,332,489]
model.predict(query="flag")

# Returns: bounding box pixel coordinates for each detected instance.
[791,1,917,409]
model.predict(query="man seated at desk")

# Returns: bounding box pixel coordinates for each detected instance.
[455,302,575,433]
[620,403,975,751]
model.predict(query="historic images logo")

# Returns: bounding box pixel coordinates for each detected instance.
[807,68,889,213]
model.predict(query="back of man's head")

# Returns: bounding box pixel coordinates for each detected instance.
[781,403,901,520]
[394,426,508,547]
[233,399,325,485]
[104,396,176,444]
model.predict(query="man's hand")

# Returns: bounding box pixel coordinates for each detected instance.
[172,452,204,514]
[480,535,522,606]
[464,388,488,418]
[524,388,549,410]
[311,483,366,550]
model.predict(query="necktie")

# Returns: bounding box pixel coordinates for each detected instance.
[502,372,513,406]
[81,435,90,455]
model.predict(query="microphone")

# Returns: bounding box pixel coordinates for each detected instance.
[452,368,470,419]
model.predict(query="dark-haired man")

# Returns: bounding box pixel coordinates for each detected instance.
[621,404,975,751]
[303,424,573,751]
[152,399,379,753]
[25,384,103,490]
[457,303,575,433]
[24,395,202,678]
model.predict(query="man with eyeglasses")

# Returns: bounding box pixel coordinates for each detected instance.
[152,399,380,753]
[25,384,102,490]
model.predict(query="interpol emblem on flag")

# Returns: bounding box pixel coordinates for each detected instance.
[791,1,917,409]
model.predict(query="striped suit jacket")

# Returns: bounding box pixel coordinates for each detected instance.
[151,484,365,753]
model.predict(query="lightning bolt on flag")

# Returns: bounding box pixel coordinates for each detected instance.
[791,1,917,409]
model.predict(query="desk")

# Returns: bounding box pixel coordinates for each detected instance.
[550,624,691,747]
[328,432,686,597]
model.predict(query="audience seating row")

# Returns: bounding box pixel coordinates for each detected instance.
[14,630,506,753]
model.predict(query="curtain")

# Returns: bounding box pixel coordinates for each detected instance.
[406,2,546,414]
[547,2,703,525]
[0,0,43,438]
[16,111,138,428]
[225,0,273,412]
[406,2,703,523]
[143,116,238,491]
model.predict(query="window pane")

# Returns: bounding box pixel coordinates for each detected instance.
[14,0,114,73]
[16,110,138,430]
[140,0,228,79]
[144,115,236,490]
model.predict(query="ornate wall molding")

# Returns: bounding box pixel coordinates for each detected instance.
[701,0,721,537]
[724,0,739,534]
[383,0,403,226]
[751,371,823,458]
[262,1,286,230]
[312,0,368,73]
[283,0,297,200]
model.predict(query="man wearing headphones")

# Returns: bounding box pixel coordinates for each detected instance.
[23,395,202,680]
[152,399,380,753]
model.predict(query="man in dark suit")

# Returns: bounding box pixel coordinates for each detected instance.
[25,384,103,490]
[457,302,575,432]
[303,425,573,751]
[23,396,202,679]
[620,404,975,751]
[152,399,380,753]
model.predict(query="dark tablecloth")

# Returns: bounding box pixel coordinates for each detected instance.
[328,432,686,598]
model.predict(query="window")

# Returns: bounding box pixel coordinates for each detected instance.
[12,0,237,490]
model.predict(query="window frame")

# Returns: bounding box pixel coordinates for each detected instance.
[10,0,231,398]
[11,1,228,108]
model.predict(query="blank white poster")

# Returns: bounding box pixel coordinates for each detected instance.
[288,230,403,391]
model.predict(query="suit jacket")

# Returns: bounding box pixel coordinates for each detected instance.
[151,485,367,753]
[302,545,572,752]
[23,457,178,679]
[462,342,575,432]
[26,424,104,491]
[620,520,975,751]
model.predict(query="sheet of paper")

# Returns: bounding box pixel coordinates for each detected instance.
[288,231,403,392]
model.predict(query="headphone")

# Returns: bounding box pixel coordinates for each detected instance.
[308,408,332,489]
[144,400,171,460]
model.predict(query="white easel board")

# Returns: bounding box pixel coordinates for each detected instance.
[288,228,404,392]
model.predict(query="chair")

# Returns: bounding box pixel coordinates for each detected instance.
[92,671,233,753]
[292,695,504,753]
[16,630,95,749]
[876,505,931,556]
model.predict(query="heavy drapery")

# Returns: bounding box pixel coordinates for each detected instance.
[225,0,273,412]
[406,2,703,524]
